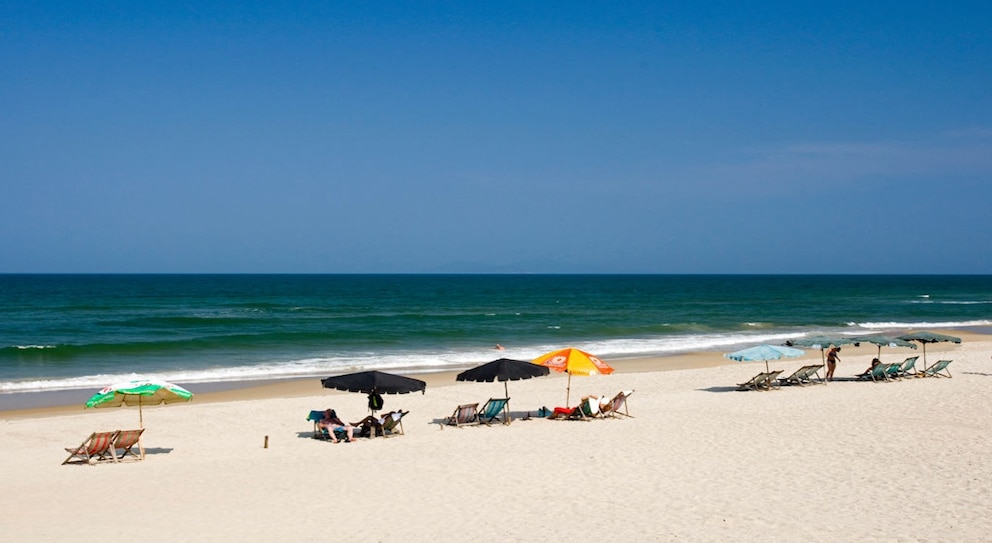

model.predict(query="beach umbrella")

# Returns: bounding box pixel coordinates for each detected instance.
[725,344,806,374]
[85,378,193,428]
[532,348,613,406]
[786,336,859,365]
[895,331,962,367]
[456,358,551,399]
[850,335,917,360]
[321,370,426,414]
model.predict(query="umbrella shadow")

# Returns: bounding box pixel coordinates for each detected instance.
[509,409,547,421]
[142,447,174,456]
[430,413,538,428]
[429,417,453,428]
[698,386,743,393]
[296,431,332,440]
[296,431,367,442]
[961,372,992,377]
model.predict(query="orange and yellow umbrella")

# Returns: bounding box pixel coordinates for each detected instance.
[532,348,614,406]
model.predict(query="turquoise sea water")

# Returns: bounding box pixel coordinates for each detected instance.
[1,274,990,394]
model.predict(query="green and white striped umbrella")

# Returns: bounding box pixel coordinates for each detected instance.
[85,379,193,427]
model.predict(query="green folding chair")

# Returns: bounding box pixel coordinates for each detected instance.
[922,360,953,378]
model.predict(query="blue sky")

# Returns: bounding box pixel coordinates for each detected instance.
[3,2,991,273]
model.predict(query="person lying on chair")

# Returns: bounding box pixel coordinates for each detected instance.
[351,412,386,437]
[857,358,881,377]
[547,406,581,419]
[351,410,405,437]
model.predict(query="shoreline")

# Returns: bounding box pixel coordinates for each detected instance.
[2,328,984,419]
[0,349,726,418]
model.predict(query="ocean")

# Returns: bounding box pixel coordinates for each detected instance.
[1,274,990,396]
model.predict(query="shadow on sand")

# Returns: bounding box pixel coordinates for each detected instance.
[698,386,743,393]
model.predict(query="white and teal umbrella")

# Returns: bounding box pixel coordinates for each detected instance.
[725,344,806,373]
[85,379,193,428]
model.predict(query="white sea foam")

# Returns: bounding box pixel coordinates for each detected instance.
[909,300,992,305]
[2,323,987,394]
[0,332,790,393]
[857,319,992,329]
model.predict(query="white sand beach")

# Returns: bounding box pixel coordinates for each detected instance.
[1,332,990,542]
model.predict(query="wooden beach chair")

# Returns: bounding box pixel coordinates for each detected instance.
[778,365,823,386]
[307,410,352,441]
[883,362,904,381]
[802,364,825,384]
[921,360,953,378]
[856,363,890,382]
[441,403,479,428]
[578,396,601,419]
[113,428,146,461]
[777,366,806,386]
[599,390,634,418]
[737,371,781,391]
[349,410,407,438]
[380,410,409,437]
[63,431,119,465]
[895,356,920,378]
[737,372,768,391]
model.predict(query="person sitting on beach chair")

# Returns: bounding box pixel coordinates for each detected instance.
[351,410,405,437]
[856,358,882,378]
[351,413,385,437]
[318,409,355,443]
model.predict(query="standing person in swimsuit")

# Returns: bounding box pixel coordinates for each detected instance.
[826,346,842,381]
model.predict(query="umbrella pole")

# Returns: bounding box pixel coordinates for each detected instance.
[820,349,827,385]
[504,381,511,424]
[139,396,144,429]
[566,373,572,406]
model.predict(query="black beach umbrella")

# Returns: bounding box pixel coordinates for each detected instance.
[456,358,551,399]
[321,370,426,414]
[895,331,962,368]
